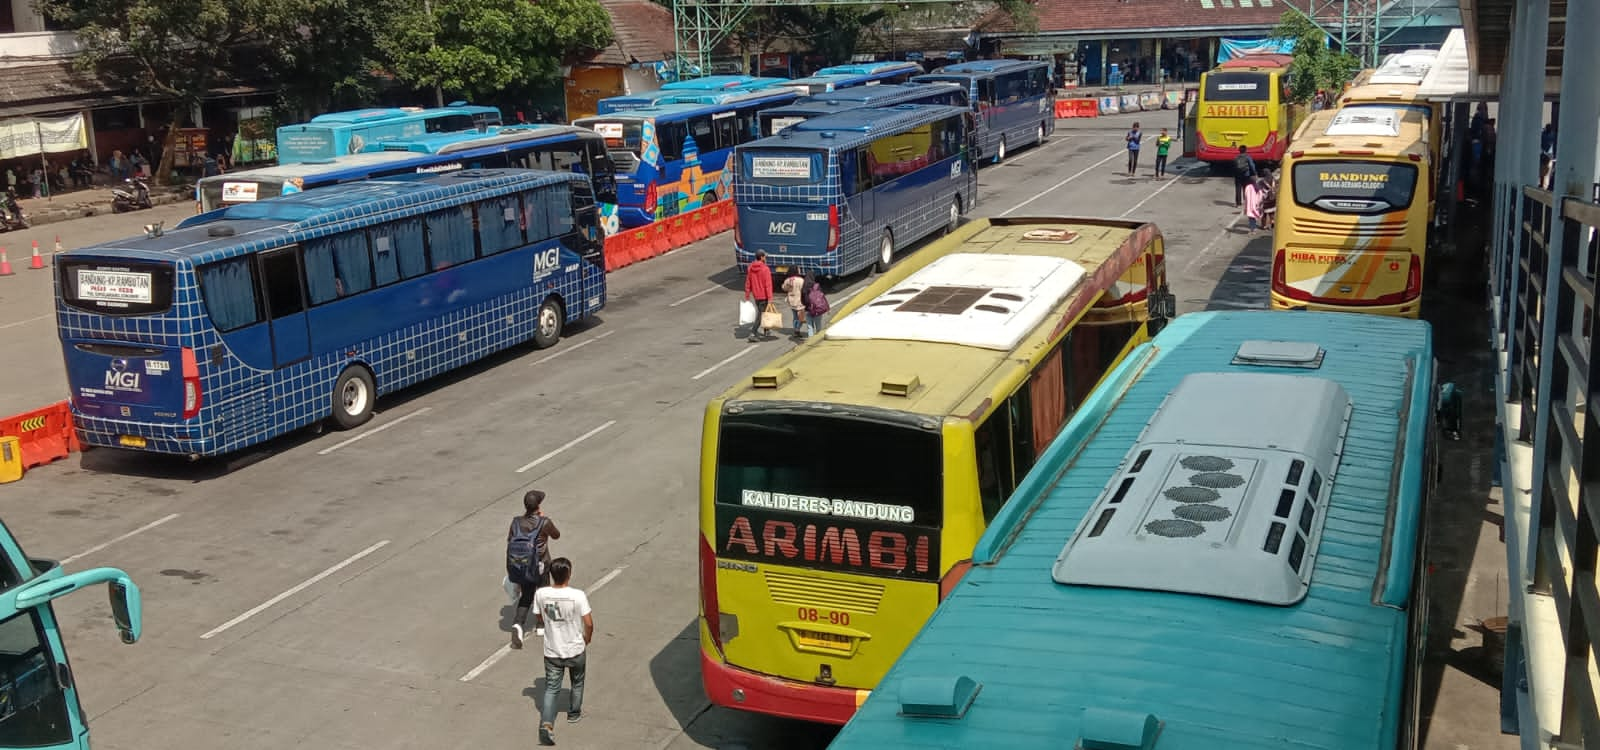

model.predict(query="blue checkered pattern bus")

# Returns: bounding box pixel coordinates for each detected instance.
[56,169,605,458]
[197,125,620,233]
[733,104,977,278]
[830,310,1438,748]
[275,102,501,162]
[576,92,801,228]
[914,60,1055,163]
[757,82,969,136]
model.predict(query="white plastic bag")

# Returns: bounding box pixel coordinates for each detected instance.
[503,575,520,606]
[738,299,758,326]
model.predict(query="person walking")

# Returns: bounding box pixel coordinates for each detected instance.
[1232,145,1256,207]
[1125,122,1142,177]
[507,489,561,650]
[802,273,829,338]
[743,251,774,341]
[1153,128,1173,178]
[1260,170,1279,231]
[782,271,807,340]
[535,557,593,746]
[1243,176,1265,233]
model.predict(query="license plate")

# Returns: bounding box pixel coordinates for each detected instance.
[773,266,790,274]
[795,629,852,653]
[118,435,146,448]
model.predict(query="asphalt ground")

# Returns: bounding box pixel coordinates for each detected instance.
[0,111,1515,750]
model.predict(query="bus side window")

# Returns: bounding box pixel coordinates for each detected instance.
[712,114,740,152]
[304,233,374,304]
[545,183,577,238]
[424,206,477,269]
[524,190,552,242]
[383,218,428,280]
[973,411,1011,522]
[978,79,996,107]
[197,258,261,332]
[686,116,714,155]
[854,150,873,195]
[658,122,686,162]
[258,248,307,318]
[1028,347,1069,453]
[477,194,524,255]
[1008,386,1035,478]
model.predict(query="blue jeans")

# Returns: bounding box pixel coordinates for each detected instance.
[808,312,827,336]
[790,307,806,335]
[541,652,586,726]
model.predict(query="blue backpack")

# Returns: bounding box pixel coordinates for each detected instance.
[506,516,546,584]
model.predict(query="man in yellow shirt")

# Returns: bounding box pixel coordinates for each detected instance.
[1154,128,1174,178]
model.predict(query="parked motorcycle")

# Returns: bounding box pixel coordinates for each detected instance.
[0,189,27,232]
[111,177,152,213]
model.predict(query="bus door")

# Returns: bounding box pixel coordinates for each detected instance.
[258,248,312,368]
[848,149,875,224]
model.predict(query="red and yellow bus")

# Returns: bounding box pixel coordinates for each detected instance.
[697,217,1176,724]
[1271,106,1432,317]
[1195,53,1295,166]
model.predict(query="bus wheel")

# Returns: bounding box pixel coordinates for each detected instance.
[533,297,564,349]
[946,198,961,234]
[875,231,895,274]
[332,367,375,430]
[1036,123,1046,145]
[995,137,1007,163]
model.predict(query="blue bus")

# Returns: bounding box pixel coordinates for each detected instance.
[576,94,799,228]
[914,60,1054,163]
[275,103,502,162]
[830,310,1439,748]
[57,169,606,458]
[733,104,977,278]
[197,125,620,232]
[757,82,969,137]
[594,76,789,115]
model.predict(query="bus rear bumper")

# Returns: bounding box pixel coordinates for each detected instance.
[700,649,866,726]
[1269,292,1421,319]
[70,412,219,457]
[733,248,843,278]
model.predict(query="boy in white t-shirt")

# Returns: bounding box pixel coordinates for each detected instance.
[534,557,594,745]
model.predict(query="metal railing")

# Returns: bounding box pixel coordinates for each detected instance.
[1505,183,1600,743]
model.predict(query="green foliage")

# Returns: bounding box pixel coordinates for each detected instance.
[1272,11,1361,104]
[380,0,613,102]
[268,0,410,115]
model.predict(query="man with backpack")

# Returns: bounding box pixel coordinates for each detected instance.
[507,489,561,649]
[1233,145,1257,207]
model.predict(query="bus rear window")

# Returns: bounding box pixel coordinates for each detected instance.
[1204,72,1271,102]
[59,260,176,316]
[1292,160,1418,214]
[585,120,642,163]
[713,408,943,581]
[741,151,824,187]
[201,180,284,212]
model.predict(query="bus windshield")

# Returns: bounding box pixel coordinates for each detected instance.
[714,407,942,582]
[1292,160,1418,214]
[0,610,73,747]
[586,120,644,168]
[59,259,177,317]
[1204,72,1270,102]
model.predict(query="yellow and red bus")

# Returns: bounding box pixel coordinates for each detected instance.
[697,217,1176,725]
[1194,53,1295,166]
[1270,106,1432,317]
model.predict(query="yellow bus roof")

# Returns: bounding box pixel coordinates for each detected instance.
[1340,82,1428,106]
[1291,106,1429,160]
[716,217,1156,421]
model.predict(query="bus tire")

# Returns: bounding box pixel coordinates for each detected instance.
[1036,123,1046,145]
[332,366,376,430]
[995,137,1007,163]
[533,296,564,350]
[875,231,895,274]
[946,198,962,234]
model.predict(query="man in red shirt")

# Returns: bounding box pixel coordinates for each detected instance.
[743,250,774,341]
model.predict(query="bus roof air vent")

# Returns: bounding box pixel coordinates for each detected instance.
[880,374,921,397]
[750,367,794,389]
[1051,372,1353,606]
[1231,340,1324,369]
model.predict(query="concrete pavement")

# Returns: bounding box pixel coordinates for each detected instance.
[0,112,1514,750]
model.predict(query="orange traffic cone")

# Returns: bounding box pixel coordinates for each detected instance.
[28,240,44,270]
[53,235,63,254]
[0,248,13,276]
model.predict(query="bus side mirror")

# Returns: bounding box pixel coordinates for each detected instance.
[13,568,142,645]
[109,580,142,644]
[1437,382,1462,440]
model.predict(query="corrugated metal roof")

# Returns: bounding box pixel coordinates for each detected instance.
[831,309,1434,750]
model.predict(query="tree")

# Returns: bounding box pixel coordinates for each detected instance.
[267,0,412,116]
[1272,11,1361,104]
[380,0,613,103]
[36,0,292,183]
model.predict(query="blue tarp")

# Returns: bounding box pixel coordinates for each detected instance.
[1217,37,1297,62]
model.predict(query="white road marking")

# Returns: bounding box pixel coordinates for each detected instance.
[316,408,433,456]
[669,286,721,307]
[530,330,616,366]
[200,540,390,640]
[1121,166,1205,217]
[515,420,617,474]
[458,565,629,682]
[691,346,759,381]
[999,146,1131,216]
[0,314,52,331]
[61,513,180,566]
[1181,218,1247,277]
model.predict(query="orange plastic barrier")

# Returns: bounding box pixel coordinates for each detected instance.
[0,401,77,470]
[604,233,626,271]
[667,215,692,248]
[648,222,671,257]
[687,208,710,243]
[1056,99,1099,118]
[705,202,726,234]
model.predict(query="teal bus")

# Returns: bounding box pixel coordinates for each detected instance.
[0,518,142,750]
[275,103,502,163]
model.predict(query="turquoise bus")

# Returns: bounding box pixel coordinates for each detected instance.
[576,93,801,228]
[57,169,606,458]
[275,103,501,162]
[830,310,1439,746]
[782,62,924,96]
[0,517,141,750]
[733,104,976,277]
[914,60,1054,163]
[757,82,968,137]
[595,76,784,115]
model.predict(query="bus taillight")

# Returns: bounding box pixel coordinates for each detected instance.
[1405,254,1422,299]
[645,183,658,214]
[180,347,202,419]
[699,535,725,655]
[826,205,840,252]
[1272,249,1311,301]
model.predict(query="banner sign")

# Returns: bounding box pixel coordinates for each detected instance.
[0,113,88,160]
[1217,37,1298,63]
